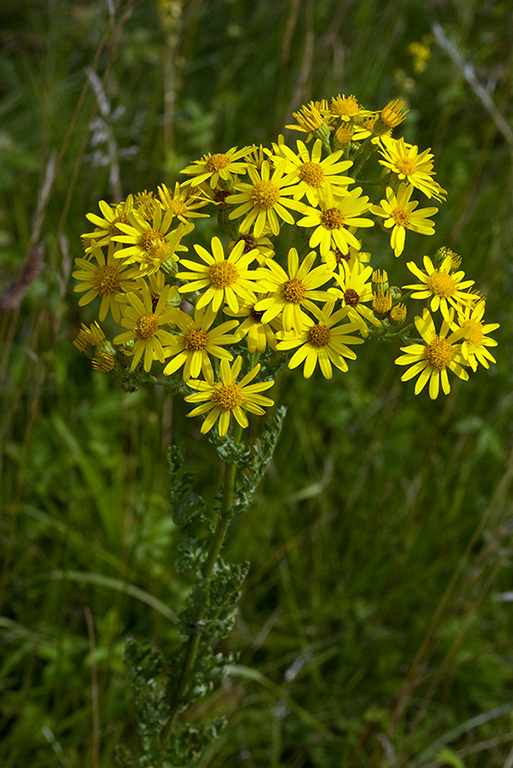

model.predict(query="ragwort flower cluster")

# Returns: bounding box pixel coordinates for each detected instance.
[73,94,499,427]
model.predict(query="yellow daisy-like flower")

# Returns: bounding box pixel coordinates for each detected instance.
[226,160,303,238]
[224,292,280,354]
[157,182,211,222]
[285,100,330,140]
[395,308,469,399]
[321,235,371,272]
[331,262,381,337]
[82,195,135,250]
[379,99,409,129]
[178,236,258,313]
[185,357,275,436]
[297,187,374,258]
[113,283,177,372]
[371,184,438,257]
[112,205,190,275]
[72,243,139,322]
[228,232,275,266]
[277,300,364,379]
[403,254,475,321]
[73,321,106,353]
[254,247,333,332]
[452,300,499,372]
[378,136,447,201]
[163,305,238,381]
[180,145,252,188]
[272,138,354,206]
[328,94,374,123]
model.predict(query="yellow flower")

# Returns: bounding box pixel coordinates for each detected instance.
[277,300,364,378]
[328,94,375,124]
[395,308,469,398]
[163,305,238,381]
[272,138,354,206]
[297,187,374,258]
[178,236,259,313]
[378,136,447,201]
[112,205,190,275]
[180,145,252,188]
[228,232,275,265]
[224,293,280,354]
[255,247,334,332]
[371,184,438,257]
[73,321,106,353]
[113,283,177,372]
[452,299,499,372]
[403,254,475,320]
[321,236,371,272]
[285,100,330,140]
[72,243,138,322]
[226,160,304,238]
[379,99,409,129]
[185,357,275,436]
[82,196,135,250]
[157,182,211,222]
[331,262,381,337]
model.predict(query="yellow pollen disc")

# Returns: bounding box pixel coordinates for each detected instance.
[204,153,231,172]
[208,261,239,287]
[212,383,244,410]
[391,206,410,227]
[299,162,325,188]
[184,328,208,351]
[331,95,360,117]
[140,229,166,253]
[321,208,344,230]
[135,313,159,339]
[373,292,392,314]
[344,288,360,307]
[108,213,130,236]
[308,324,331,347]
[92,265,121,295]
[282,278,307,304]
[250,180,280,210]
[333,125,355,148]
[427,271,456,297]
[171,200,189,216]
[461,319,484,346]
[424,336,454,370]
[396,158,417,176]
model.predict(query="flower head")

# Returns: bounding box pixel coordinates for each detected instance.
[378,136,447,201]
[404,254,475,320]
[82,196,135,250]
[157,182,211,222]
[180,146,252,188]
[72,243,138,322]
[331,262,381,337]
[371,184,438,257]
[185,357,274,436]
[224,293,280,354]
[452,299,499,371]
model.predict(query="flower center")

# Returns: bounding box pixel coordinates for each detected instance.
[204,153,231,172]
[249,306,265,322]
[424,337,454,369]
[236,234,258,254]
[343,288,360,307]
[391,206,410,227]
[108,213,130,236]
[308,324,331,347]
[92,264,121,295]
[170,200,189,216]
[331,95,360,117]
[250,180,280,210]
[299,162,325,188]
[396,158,416,176]
[208,261,239,287]
[212,383,244,410]
[334,125,355,148]
[333,246,350,264]
[461,318,484,347]
[135,313,159,340]
[184,328,208,351]
[213,190,231,209]
[282,278,307,304]
[321,208,344,230]
[140,228,167,253]
[427,271,456,297]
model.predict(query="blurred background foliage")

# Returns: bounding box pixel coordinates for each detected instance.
[1,0,513,766]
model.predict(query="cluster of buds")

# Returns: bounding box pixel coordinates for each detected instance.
[73,94,499,433]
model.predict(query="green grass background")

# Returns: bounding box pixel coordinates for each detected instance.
[1,0,513,766]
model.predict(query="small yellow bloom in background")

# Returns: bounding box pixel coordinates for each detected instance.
[378,136,447,201]
[163,305,239,381]
[178,236,259,313]
[277,300,364,379]
[272,138,354,206]
[82,195,135,251]
[331,262,381,337]
[255,247,334,332]
[72,243,139,322]
[371,184,438,257]
[185,357,275,437]
[157,182,211,222]
[285,100,329,140]
[322,237,371,273]
[395,308,469,399]
[180,145,253,188]
[379,99,409,129]
[452,300,499,372]
[227,160,304,238]
[133,190,158,221]
[113,283,177,372]
[404,254,475,321]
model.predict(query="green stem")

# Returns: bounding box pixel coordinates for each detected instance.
[161,422,244,742]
